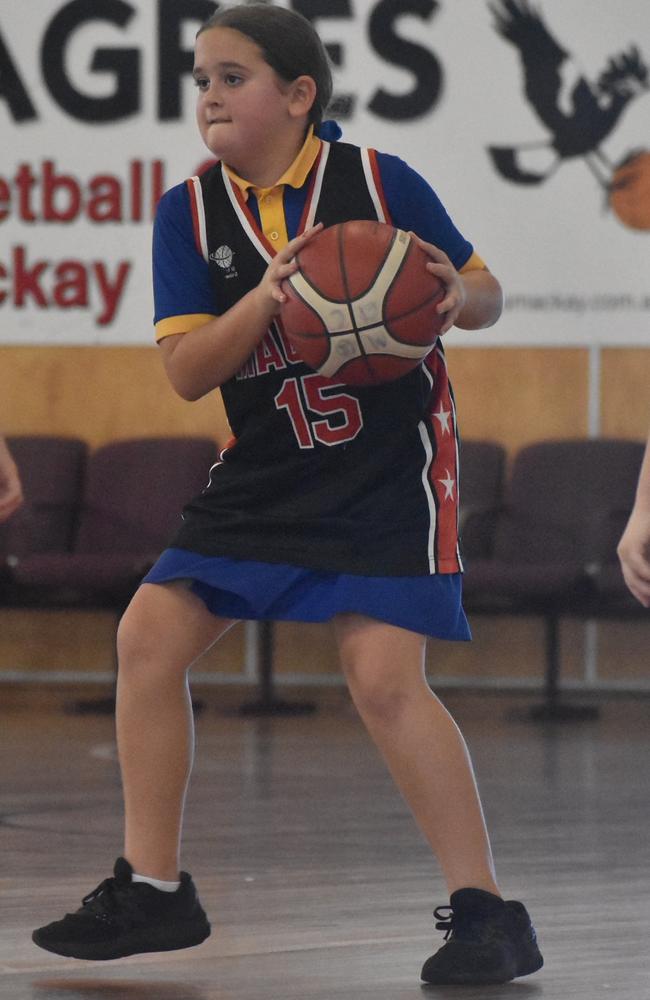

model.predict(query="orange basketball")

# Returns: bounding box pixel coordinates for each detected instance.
[280,220,445,386]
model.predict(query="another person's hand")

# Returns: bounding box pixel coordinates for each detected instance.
[0,438,23,523]
[617,509,650,607]
[618,435,650,607]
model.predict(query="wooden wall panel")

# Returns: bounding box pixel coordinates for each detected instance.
[426,616,586,683]
[274,622,340,677]
[597,622,650,681]
[1,346,230,447]
[2,346,595,455]
[600,349,650,439]
[446,346,590,455]
[0,609,118,673]
[3,605,645,693]
[0,608,247,676]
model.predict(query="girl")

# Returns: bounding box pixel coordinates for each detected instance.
[33,5,543,986]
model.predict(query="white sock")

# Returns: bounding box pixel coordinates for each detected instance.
[132,872,181,893]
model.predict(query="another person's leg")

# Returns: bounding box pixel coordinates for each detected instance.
[334,613,542,985]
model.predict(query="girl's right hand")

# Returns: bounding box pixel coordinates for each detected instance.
[255,223,323,314]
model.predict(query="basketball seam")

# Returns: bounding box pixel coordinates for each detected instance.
[286,298,444,342]
[381,289,446,345]
[288,225,411,312]
[381,243,445,342]
[335,223,374,381]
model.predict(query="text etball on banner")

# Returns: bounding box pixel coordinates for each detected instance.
[280,221,445,386]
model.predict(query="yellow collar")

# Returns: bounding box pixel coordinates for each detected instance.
[224,127,321,197]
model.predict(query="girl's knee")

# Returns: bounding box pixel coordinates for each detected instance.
[116,600,157,671]
[343,659,417,723]
[116,586,180,673]
[116,582,231,679]
[337,616,428,723]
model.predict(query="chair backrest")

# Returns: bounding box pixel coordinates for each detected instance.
[73,437,219,554]
[0,436,87,558]
[459,440,506,558]
[493,439,646,564]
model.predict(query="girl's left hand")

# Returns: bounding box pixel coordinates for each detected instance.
[409,233,466,335]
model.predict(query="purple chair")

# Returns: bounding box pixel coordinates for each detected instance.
[462,439,647,719]
[5,437,219,713]
[458,440,507,560]
[1,436,88,600]
[7,437,218,607]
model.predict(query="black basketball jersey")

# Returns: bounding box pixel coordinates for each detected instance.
[172,141,462,577]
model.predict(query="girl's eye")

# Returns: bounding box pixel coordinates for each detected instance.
[224,74,243,86]
[194,77,210,91]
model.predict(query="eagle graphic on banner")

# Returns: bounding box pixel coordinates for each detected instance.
[487,0,650,228]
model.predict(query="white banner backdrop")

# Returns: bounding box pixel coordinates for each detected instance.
[1,0,649,346]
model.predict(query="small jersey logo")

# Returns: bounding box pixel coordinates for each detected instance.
[209,245,238,278]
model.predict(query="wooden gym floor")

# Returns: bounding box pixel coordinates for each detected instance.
[1,691,649,1000]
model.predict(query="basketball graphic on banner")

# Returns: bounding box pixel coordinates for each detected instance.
[609,151,650,231]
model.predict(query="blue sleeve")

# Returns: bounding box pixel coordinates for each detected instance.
[152,182,217,324]
[375,152,474,271]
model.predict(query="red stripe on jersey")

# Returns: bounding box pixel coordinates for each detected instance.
[425,349,461,572]
[298,145,323,234]
[219,435,237,461]
[186,178,203,256]
[367,149,393,225]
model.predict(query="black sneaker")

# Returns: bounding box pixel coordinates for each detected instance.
[420,888,543,985]
[32,857,211,961]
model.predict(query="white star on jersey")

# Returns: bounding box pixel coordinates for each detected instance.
[438,469,455,500]
[433,402,451,435]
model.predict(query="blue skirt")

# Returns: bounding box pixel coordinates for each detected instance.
[142,548,471,642]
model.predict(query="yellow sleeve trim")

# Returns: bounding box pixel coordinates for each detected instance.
[155,314,217,342]
[460,251,487,273]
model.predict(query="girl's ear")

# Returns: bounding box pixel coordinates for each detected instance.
[288,75,317,119]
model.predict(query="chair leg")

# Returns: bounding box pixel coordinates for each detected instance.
[64,612,120,715]
[529,613,599,721]
[238,620,317,716]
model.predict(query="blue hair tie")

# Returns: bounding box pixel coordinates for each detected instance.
[316,120,342,142]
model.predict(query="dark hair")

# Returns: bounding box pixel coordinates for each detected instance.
[197,3,332,126]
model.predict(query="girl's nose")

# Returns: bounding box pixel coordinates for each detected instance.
[202,80,222,103]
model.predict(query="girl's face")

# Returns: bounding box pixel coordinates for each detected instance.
[193,27,305,177]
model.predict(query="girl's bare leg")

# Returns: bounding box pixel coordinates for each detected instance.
[115,581,233,880]
[334,613,500,897]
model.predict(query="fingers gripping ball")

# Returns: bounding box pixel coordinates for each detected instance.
[280,221,446,386]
